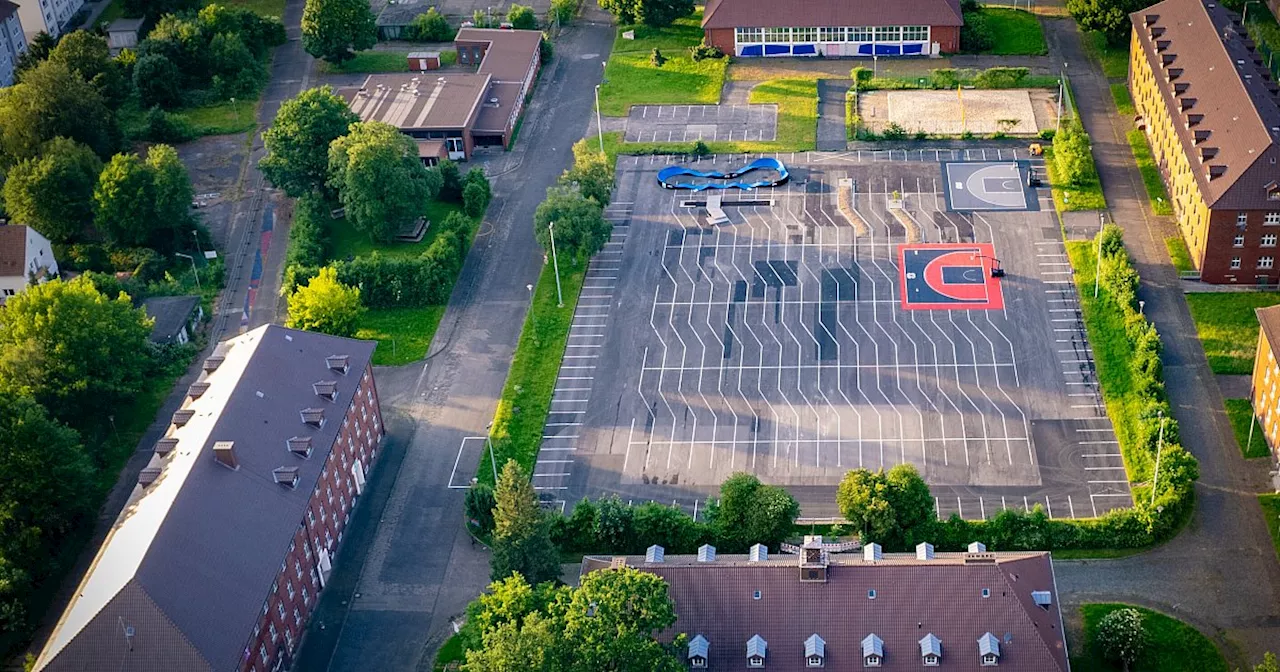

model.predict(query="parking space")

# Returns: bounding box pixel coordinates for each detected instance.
[531,149,1130,520]
[624,104,778,143]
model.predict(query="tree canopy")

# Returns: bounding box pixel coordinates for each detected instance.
[47,31,131,107]
[301,0,377,63]
[328,121,439,242]
[598,0,693,27]
[1053,117,1095,186]
[1,137,103,243]
[709,472,799,552]
[286,266,364,337]
[533,184,611,261]
[94,144,193,251]
[562,143,613,206]
[836,464,933,547]
[261,86,359,197]
[1096,607,1146,671]
[490,459,560,584]
[506,4,537,29]
[0,277,153,431]
[0,59,119,165]
[1067,0,1146,44]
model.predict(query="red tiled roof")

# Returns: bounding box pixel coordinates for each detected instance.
[585,550,1068,671]
[703,0,963,29]
[0,225,28,278]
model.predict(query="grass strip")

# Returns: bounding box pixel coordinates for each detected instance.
[1185,292,1280,374]
[1225,398,1269,459]
[598,11,726,116]
[1126,130,1173,215]
[971,7,1048,55]
[1083,30,1130,79]
[1072,604,1227,672]
[480,262,586,484]
[318,51,415,74]
[1165,236,1194,273]
[1067,241,1150,480]
[1045,147,1107,211]
[356,306,446,366]
[1110,82,1134,116]
[1260,494,1280,562]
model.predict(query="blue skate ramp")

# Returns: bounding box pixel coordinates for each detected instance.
[656,157,789,191]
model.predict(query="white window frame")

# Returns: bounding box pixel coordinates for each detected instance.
[1260,256,1275,270]
[1267,211,1280,225]
[736,27,762,44]
[793,27,817,43]
[1264,233,1277,247]
[807,654,824,667]
[748,655,765,668]
[1232,257,1242,269]
[764,27,789,42]
[1235,234,1246,247]
[865,654,882,668]
[902,25,929,41]
[874,25,900,42]
[1239,211,1250,226]
[819,27,844,42]
[850,27,873,42]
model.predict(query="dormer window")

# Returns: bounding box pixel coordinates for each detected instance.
[326,354,349,374]
[978,633,1001,667]
[313,380,338,401]
[920,633,941,667]
[805,634,825,668]
[288,436,314,458]
[301,408,326,428]
[868,589,877,599]
[983,653,999,666]
[747,635,767,668]
[688,634,708,668]
[862,634,884,668]
[925,653,939,666]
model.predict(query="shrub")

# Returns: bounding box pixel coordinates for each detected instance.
[692,139,711,157]
[549,0,579,25]
[438,159,462,202]
[850,66,873,87]
[882,122,907,140]
[539,38,553,64]
[928,68,960,89]
[650,47,666,67]
[689,42,724,61]
[1039,128,1057,141]
[1054,117,1096,185]
[1097,608,1147,669]
[463,181,489,218]
[465,482,497,534]
[143,107,197,144]
[506,3,537,30]
[960,11,993,53]
[974,66,1029,89]
[404,7,454,42]
[285,194,330,268]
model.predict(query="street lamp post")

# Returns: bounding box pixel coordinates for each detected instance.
[1150,412,1167,507]
[176,253,200,290]
[1094,213,1105,299]
[595,83,605,157]
[549,222,564,308]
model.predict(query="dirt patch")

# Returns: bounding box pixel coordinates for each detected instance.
[177,133,250,247]
[859,88,1059,136]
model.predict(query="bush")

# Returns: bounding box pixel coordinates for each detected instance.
[462,168,492,218]
[689,42,724,61]
[1039,128,1057,141]
[1097,608,1147,669]
[143,107,197,144]
[539,38,553,64]
[438,159,462,202]
[404,7,455,42]
[929,68,960,89]
[465,482,497,534]
[882,122,907,140]
[1054,117,1096,186]
[692,139,710,157]
[973,66,1029,89]
[960,11,994,53]
[285,194,331,268]
[850,66,873,87]
[506,3,537,30]
[549,0,578,24]
[650,47,666,67]
[134,53,183,109]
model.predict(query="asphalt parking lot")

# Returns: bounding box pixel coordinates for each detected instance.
[524,148,1132,521]
[623,103,778,143]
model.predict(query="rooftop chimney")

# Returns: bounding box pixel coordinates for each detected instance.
[300,408,326,428]
[697,544,716,562]
[916,542,935,560]
[749,544,768,562]
[273,466,300,489]
[154,437,178,456]
[213,441,239,470]
[313,380,338,401]
[172,409,195,427]
[288,436,314,458]
[645,545,665,563]
[326,354,350,374]
[202,355,224,372]
[187,382,210,400]
[864,543,882,562]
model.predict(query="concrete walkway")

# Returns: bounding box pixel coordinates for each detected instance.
[1043,17,1280,667]
[816,79,850,150]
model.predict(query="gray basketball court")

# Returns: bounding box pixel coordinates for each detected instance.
[944,161,1032,211]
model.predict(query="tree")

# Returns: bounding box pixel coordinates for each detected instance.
[328,121,439,242]
[0,59,119,164]
[710,472,799,552]
[1254,652,1280,672]
[1067,0,1146,45]
[533,184,611,261]
[47,31,131,107]
[286,266,364,337]
[94,152,157,246]
[301,0,376,64]
[1054,117,1095,186]
[549,0,578,25]
[0,277,152,430]
[836,464,934,546]
[1095,607,1146,671]
[1,137,102,243]
[438,158,463,201]
[507,4,537,29]
[405,7,454,41]
[145,144,195,252]
[598,0,692,27]
[208,32,263,97]
[14,32,56,78]
[465,482,498,534]
[133,53,184,109]
[561,148,612,206]
[463,171,492,218]
[558,567,684,672]
[490,459,560,584]
[261,86,359,197]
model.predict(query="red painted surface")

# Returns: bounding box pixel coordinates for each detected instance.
[899,243,1004,311]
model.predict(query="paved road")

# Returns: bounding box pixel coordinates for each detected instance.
[816,79,850,150]
[1043,17,1280,666]
[291,14,617,672]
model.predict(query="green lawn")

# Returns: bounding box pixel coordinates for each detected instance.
[1084,30,1131,79]
[1045,146,1107,211]
[207,0,285,17]
[1185,292,1280,374]
[975,7,1048,55]
[433,633,466,671]
[318,51,414,74]
[1165,236,1194,273]
[1225,398,1269,459]
[481,261,586,484]
[1068,241,1150,480]
[177,98,260,135]
[329,201,467,260]
[598,11,727,116]
[1260,494,1280,561]
[94,0,127,27]
[1072,604,1227,672]
[356,306,446,366]
[621,78,817,153]
[1127,130,1173,215]
[1110,82,1134,116]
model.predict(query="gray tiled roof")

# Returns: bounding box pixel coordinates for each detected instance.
[141,295,200,343]
[35,325,377,672]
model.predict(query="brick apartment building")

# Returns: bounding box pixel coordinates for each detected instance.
[584,537,1069,670]
[1250,305,1280,460]
[1129,0,1280,284]
[341,28,541,163]
[701,0,962,57]
[33,325,384,672]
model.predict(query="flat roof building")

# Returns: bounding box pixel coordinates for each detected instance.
[583,537,1070,670]
[33,325,385,672]
[702,0,963,57]
[1129,0,1280,284]
[340,28,541,163]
